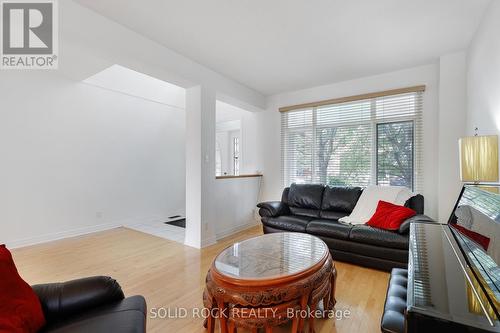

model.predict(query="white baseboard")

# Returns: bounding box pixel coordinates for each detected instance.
[6,222,122,249]
[201,236,217,248]
[196,219,260,248]
[6,216,260,250]
[5,215,171,249]
[215,219,260,241]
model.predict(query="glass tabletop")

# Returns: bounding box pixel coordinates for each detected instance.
[214,232,328,280]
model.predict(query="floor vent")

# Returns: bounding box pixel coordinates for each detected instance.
[165,217,185,228]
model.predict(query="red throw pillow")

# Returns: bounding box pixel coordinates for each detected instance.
[0,245,45,333]
[451,224,491,251]
[366,201,416,231]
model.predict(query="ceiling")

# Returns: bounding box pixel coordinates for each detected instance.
[75,0,491,95]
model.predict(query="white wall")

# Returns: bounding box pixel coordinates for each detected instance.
[0,71,185,247]
[438,52,467,221]
[214,177,261,239]
[467,0,500,167]
[258,64,441,219]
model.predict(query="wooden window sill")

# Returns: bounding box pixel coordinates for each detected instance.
[216,174,262,180]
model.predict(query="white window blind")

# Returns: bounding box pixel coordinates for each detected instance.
[281,90,423,191]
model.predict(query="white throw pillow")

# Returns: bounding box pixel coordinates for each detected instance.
[339,185,414,225]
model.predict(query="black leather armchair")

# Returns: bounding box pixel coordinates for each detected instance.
[32,276,147,333]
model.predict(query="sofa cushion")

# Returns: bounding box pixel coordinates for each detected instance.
[321,186,362,213]
[288,184,325,210]
[261,215,313,232]
[349,225,409,250]
[281,187,290,205]
[319,210,348,220]
[306,219,353,240]
[319,236,408,263]
[289,207,321,218]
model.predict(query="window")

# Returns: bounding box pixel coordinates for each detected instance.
[281,90,423,191]
[215,141,222,176]
[233,137,240,176]
[377,121,414,189]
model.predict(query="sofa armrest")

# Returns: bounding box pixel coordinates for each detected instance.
[32,276,125,322]
[405,194,424,215]
[257,201,290,217]
[398,214,435,234]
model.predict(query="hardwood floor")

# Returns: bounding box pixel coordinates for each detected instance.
[11,226,389,333]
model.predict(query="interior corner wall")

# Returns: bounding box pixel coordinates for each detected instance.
[467,0,500,173]
[258,64,441,219]
[0,71,186,247]
[438,51,467,221]
[185,86,217,248]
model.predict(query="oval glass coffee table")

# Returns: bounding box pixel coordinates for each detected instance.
[203,233,337,333]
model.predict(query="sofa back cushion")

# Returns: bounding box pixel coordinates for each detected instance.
[404,194,424,215]
[321,186,363,214]
[281,187,290,205]
[319,210,349,220]
[282,184,424,221]
[289,207,321,218]
[288,184,325,210]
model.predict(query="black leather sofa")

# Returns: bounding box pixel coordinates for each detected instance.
[258,184,432,271]
[32,276,147,333]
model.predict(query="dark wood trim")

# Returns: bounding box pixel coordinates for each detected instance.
[216,174,262,180]
[279,85,426,113]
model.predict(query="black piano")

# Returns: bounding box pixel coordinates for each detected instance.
[383,184,500,332]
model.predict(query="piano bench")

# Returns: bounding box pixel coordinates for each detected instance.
[381,268,408,333]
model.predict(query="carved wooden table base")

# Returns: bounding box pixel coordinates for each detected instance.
[204,254,336,333]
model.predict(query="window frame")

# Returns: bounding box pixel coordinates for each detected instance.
[281,90,423,191]
[375,120,415,190]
